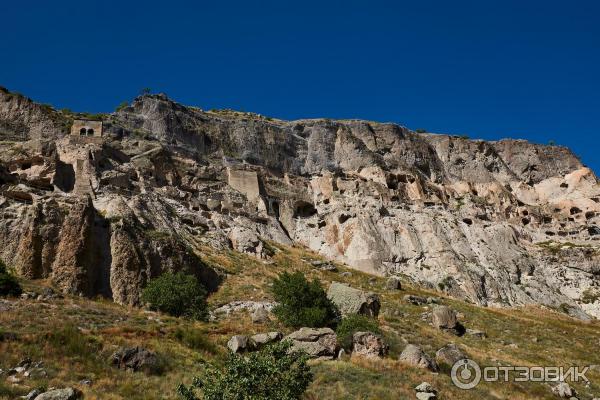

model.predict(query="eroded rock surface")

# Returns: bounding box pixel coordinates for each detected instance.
[1,89,600,318]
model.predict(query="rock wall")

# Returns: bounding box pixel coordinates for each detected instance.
[1,89,599,318]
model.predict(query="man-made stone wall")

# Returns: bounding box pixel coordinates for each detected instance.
[227,168,260,200]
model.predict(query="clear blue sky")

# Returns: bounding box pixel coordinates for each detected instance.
[2,0,599,172]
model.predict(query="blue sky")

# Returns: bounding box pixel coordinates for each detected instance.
[2,0,599,172]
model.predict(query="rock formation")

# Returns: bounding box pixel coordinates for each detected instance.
[1,88,599,319]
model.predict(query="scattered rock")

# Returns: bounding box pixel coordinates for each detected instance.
[415,381,438,399]
[551,382,576,398]
[212,301,276,318]
[251,306,270,324]
[340,272,353,278]
[285,327,337,359]
[352,331,389,358]
[250,332,283,349]
[229,227,269,259]
[327,282,381,317]
[311,260,337,272]
[23,389,41,400]
[465,329,487,339]
[385,276,402,290]
[33,388,81,400]
[227,335,249,353]
[415,382,435,393]
[398,344,438,371]
[435,343,467,367]
[431,305,464,336]
[403,294,427,305]
[111,346,161,374]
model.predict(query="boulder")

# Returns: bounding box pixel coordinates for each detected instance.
[352,331,388,358]
[465,328,487,339]
[251,306,269,324]
[24,389,41,400]
[551,382,576,398]
[229,227,268,259]
[404,294,427,305]
[416,393,437,400]
[33,388,81,400]
[386,276,402,290]
[285,327,337,359]
[327,282,381,317]
[398,344,438,371]
[435,343,467,367]
[431,305,464,336]
[227,335,249,353]
[111,346,161,374]
[415,382,435,393]
[250,332,283,349]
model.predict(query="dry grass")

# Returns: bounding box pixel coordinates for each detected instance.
[1,244,600,399]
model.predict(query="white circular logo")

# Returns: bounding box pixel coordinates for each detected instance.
[451,359,482,390]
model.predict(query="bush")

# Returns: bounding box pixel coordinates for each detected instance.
[142,272,208,320]
[0,260,22,297]
[272,271,339,328]
[177,341,312,400]
[336,314,381,351]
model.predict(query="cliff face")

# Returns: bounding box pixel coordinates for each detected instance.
[1,91,599,318]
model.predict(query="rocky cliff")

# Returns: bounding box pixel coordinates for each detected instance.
[1,89,599,318]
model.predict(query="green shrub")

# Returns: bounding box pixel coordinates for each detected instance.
[272,271,339,328]
[415,128,427,133]
[142,272,208,320]
[0,260,22,297]
[335,314,381,351]
[177,341,312,400]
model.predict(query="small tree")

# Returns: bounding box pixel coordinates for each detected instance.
[0,260,22,297]
[142,272,208,320]
[335,314,381,351]
[272,271,339,328]
[140,87,152,96]
[177,341,313,400]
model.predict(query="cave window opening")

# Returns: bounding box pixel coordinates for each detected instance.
[87,128,95,136]
[80,128,87,136]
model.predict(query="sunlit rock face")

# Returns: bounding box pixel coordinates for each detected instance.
[1,90,599,318]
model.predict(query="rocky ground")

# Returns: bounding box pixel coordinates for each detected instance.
[2,243,600,400]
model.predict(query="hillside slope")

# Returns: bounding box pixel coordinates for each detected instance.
[1,244,600,400]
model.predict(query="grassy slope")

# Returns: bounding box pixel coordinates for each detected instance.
[1,243,600,400]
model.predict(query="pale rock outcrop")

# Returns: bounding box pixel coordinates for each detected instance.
[398,344,438,371]
[2,89,600,319]
[327,282,381,317]
[351,331,388,358]
[284,327,337,359]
